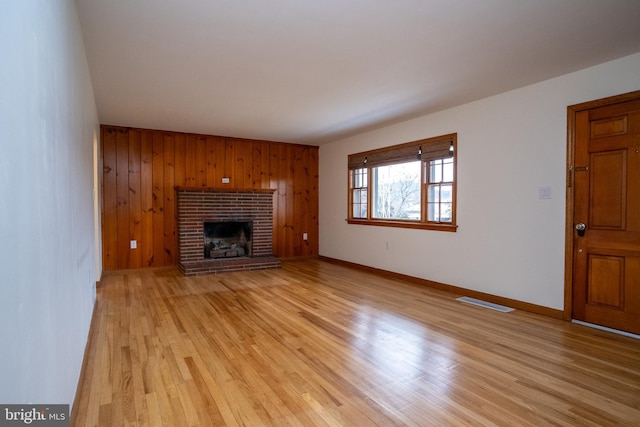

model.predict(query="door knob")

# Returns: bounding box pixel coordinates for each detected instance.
[575,222,586,237]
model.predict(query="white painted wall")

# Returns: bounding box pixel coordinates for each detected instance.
[320,53,640,310]
[0,0,100,405]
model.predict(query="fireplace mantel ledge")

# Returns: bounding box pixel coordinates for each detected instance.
[175,186,276,193]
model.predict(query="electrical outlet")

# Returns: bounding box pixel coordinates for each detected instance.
[222,177,230,184]
[303,233,308,240]
[130,240,137,249]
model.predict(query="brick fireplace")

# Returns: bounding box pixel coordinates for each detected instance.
[176,188,281,275]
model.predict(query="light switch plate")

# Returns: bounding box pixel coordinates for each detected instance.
[538,186,552,199]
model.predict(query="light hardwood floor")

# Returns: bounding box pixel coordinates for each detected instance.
[72,259,640,426]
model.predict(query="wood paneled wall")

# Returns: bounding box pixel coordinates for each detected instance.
[101,125,319,270]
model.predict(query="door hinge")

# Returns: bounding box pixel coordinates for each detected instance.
[568,165,589,188]
[568,165,572,188]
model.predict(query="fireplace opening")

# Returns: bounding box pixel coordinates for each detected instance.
[204,221,252,259]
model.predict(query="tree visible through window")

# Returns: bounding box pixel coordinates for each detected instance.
[347,133,457,231]
[372,161,421,220]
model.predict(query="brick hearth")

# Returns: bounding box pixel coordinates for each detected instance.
[176,188,281,275]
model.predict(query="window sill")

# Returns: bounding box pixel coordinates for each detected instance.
[347,219,457,232]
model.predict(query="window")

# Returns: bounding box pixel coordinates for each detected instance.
[348,133,457,231]
[427,157,454,222]
[351,167,367,219]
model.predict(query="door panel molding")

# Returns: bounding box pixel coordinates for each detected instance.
[587,254,624,308]
[590,115,628,138]
[589,150,627,229]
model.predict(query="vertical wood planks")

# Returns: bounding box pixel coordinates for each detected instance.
[128,130,142,268]
[224,138,234,186]
[234,139,245,189]
[174,133,186,188]
[275,143,287,257]
[163,133,175,265]
[205,136,216,187]
[269,144,280,256]
[214,137,226,185]
[116,128,130,269]
[262,143,272,189]
[195,136,207,187]
[238,139,252,189]
[140,131,154,267]
[101,125,319,269]
[185,134,196,187]
[307,147,319,256]
[152,132,164,267]
[292,146,304,256]
[102,127,118,270]
[284,144,295,257]
[252,142,262,188]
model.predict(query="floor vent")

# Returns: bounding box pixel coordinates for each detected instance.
[456,296,514,313]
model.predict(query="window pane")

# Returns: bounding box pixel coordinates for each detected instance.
[427,184,453,223]
[427,202,439,222]
[352,168,367,188]
[440,203,452,222]
[352,188,366,218]
[442,159,453,182]
[372,161,421,220]
[429,160,443,183]
[428,185,440,202]
[441,184,452,203]
[427,184,441,221]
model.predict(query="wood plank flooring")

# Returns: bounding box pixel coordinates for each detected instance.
[72,259,640,426]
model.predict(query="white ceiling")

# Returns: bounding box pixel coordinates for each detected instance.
[75,0,640,145]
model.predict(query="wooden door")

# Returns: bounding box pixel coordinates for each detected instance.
[571,96,640,335]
